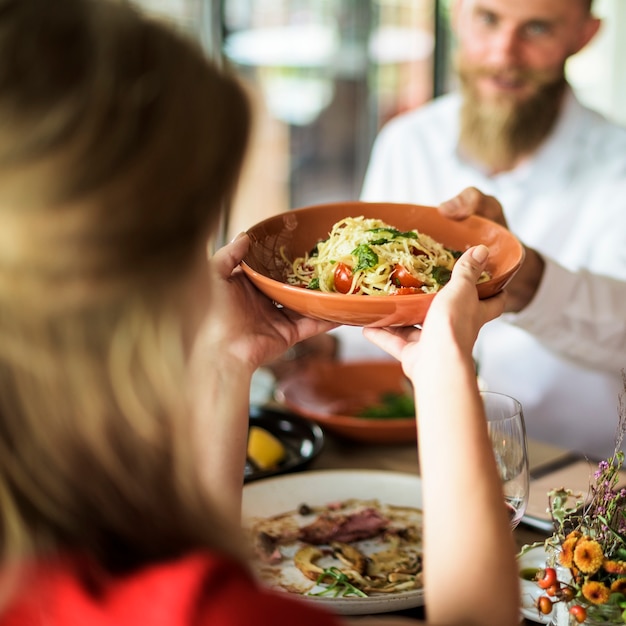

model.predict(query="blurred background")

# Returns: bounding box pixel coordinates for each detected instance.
[127,0,626,238]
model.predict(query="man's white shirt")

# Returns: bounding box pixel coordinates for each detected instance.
[346,87,626,459]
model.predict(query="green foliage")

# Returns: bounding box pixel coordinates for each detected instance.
[357,392,415,419]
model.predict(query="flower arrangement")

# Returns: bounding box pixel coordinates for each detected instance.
[527,373,626,624]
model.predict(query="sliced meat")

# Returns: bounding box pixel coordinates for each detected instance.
[298,507,389,545]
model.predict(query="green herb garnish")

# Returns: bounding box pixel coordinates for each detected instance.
[307,567,368,598]
[357,392,415,418]
[367,227,418,239]
[351,244,378,272]
[431,265,452,286]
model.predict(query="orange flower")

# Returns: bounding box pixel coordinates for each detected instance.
[560,534,581,569]
[573,539,604,574]
[610,577,626,593]
[581,580,611,605]
[566,531,583,541]
[603,559,626,575]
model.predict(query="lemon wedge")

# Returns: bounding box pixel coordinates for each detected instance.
[247,426,286,470]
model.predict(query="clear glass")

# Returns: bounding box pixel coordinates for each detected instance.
[481,391,529,530]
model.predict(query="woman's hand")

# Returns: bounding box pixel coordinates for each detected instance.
[363,245,504,380]
[199,233,337,375]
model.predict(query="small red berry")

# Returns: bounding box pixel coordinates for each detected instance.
[546,583,560,597]
[537,596,553,615]
[537,567,558,589]
[569,605,587,623]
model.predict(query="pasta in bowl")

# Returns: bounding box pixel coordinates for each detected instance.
[241,201,524,327]
[283,216,491,296]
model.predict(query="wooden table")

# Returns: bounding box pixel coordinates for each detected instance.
[307,431,567,623]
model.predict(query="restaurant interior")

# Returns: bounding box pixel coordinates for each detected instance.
[124,1,626,623]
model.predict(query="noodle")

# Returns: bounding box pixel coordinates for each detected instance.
[282,216,490,295]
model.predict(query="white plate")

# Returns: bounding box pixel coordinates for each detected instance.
[242,469,424,615]
[518,544,551,624]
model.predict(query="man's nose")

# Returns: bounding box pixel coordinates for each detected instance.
[485,25,522,65]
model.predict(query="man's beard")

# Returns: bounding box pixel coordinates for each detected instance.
[457,57,567,173]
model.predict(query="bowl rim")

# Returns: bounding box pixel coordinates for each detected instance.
[241,200,525,300]
[275,359,416,430]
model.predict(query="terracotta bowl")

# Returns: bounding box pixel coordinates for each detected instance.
[274,360,417,444]
[241,201,524,327]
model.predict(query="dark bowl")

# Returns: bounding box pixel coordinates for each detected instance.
[245,407,325,482]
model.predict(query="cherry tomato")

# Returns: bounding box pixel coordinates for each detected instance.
[537,596,553,615]
[394,287,423,295]
[537,567,558,589]
[391,264,423,288]
[333,262,353,294]
[408,246,427,257]
[569,605,587,623]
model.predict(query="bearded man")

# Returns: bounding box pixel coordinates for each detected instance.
[337,0,626,459]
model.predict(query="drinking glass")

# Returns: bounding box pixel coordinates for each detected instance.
[481,391,529,530]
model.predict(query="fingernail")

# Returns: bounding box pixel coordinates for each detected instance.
[471,244,489,264]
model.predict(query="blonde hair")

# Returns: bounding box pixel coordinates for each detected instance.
[0,0,251,586]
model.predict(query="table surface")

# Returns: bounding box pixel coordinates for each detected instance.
[306,431,565,624]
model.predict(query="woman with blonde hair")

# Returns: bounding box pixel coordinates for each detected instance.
[0,0,519,624]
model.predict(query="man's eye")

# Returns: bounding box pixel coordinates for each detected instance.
[524,22,551,37]
[476,10,498,27]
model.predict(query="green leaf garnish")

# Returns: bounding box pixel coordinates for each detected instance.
[351,244,378,272]
[357,392,415,418]
[431,266,452,286]
[307,567,368,598]
[367,227,418,239]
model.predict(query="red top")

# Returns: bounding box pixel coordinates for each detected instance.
[0,552,344,626]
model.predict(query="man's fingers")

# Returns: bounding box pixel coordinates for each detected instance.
[439,186,483,218]
[439,187,506,225]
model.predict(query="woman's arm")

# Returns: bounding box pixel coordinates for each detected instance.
[362,246,520,626]
[188,234,337,521]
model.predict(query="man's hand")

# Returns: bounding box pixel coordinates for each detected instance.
[438,186,545,312]
[439,186,508,227]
